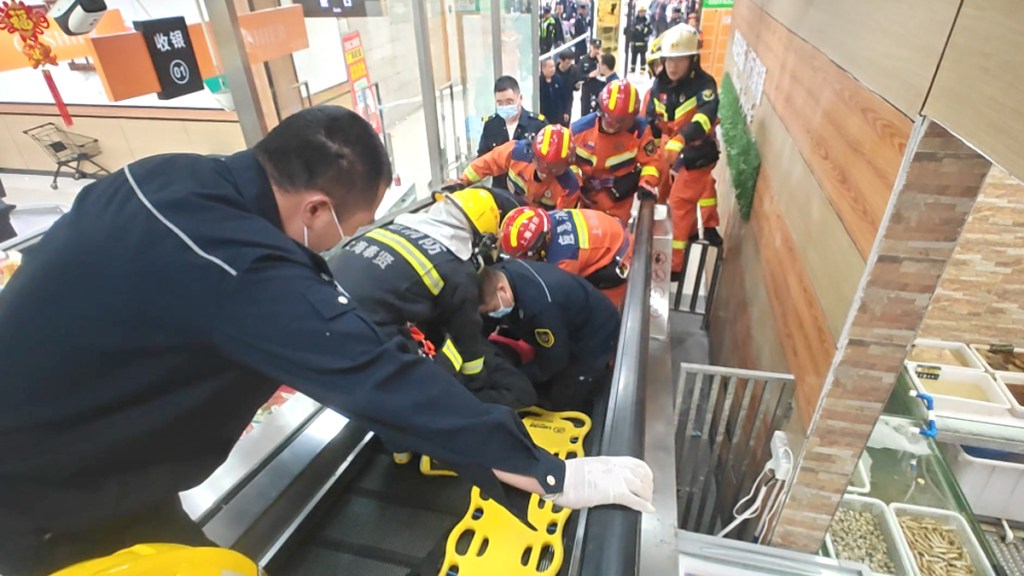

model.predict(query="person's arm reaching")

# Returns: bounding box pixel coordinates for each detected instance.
[212,256,654,513]
[462,140,515,185]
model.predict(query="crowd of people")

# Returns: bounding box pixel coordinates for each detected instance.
[0,8,720,573]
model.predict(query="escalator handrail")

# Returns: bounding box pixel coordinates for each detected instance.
[576,198,655,575]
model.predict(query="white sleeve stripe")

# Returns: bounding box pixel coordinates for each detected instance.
[124,164,238,277]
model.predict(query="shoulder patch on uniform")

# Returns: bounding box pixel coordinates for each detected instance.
[535,328,555,348]
[644,140,657,156]
[537,113,546,121]
[702,88,716,101]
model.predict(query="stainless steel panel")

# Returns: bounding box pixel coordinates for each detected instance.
[640,338,680,576]
[180,393,322,521]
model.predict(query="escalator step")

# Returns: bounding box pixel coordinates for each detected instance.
[276,546,410,576]
[314,494,462,559]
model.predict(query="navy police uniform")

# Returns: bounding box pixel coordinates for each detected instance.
[491,259,620,411]
[0,151,564,575]
[328,223,536,409]
[477,109,548,191]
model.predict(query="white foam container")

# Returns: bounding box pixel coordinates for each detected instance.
[943,444,1024,523]
[996,372,1024,419]
[970,343,1024,378]
[889,503,995,576]
[846,454,871,494]
[905,363,1010,418]
[827,495,915,576]
[907,338,986,371]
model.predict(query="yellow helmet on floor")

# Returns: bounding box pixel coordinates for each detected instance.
[51,544,261,576]
[440,187,500,237]
[659,23,700,58]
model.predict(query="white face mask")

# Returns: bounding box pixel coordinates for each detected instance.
[304,205,349,259]
[488,290,514,319]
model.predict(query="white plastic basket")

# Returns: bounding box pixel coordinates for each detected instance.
[996,372,1024,419]
[827,495,914,576]
[944,444,1024,523]
[890,503,995,576]
[905,363,1010,418]
[907,339,985,371]
[970,344,1024,378]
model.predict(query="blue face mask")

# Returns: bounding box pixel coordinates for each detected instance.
[488,291,514,318]
[496,104,519,121]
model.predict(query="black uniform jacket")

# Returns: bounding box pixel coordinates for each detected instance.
[477,110,549,191]
[495,259,619,384]
[0,151,564,536]
[328,222,536,409]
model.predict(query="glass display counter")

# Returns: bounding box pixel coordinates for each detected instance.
[821,367,1024,576]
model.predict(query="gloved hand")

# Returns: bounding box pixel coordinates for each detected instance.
[548,456,655,513]
[637,183,658,201]
[441,179,467,193]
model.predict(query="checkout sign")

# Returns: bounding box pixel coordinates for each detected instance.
[134,17,203,100]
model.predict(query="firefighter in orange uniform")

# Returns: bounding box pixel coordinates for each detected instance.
[500,206,633,309]
[570,79,661,224]
[459,125,582,210]
[646,24,721,277]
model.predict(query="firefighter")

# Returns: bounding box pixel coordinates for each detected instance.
[327,188,536,410]
[0,106,655,575]
[627,6,653,74]
[571,79,661,224]
[458,125,582,210]
[499,206,633,309]
[479,260,620,412]
[645,24,721,277]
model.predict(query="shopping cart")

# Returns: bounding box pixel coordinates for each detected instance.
[23,122,111,190]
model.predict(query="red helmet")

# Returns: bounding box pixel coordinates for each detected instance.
[599,79,640,119]
[532,125,576,176]
[500,206,552,258]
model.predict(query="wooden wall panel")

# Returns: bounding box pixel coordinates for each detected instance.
[734,0,912,259]
[924,0,1024,182]
[709,160,791,376]
[750,170,837,427]
[752,99,866,339]
[760,0,959,117]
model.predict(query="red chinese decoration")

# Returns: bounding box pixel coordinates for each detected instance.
[1,1,73,126]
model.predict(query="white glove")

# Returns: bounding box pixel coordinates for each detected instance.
[548,456,655,513]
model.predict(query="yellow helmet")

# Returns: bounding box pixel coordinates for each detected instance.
[441,187,500,237]
[647,32,664,63]
[658,23,700,58]
[51,544,261,576]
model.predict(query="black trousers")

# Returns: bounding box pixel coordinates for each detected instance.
[630,43,648,71]
[0,499,212,576]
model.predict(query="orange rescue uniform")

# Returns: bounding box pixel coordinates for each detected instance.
[543,208,634,309]
[570,113,661,224]
[646,67,721,272]
[461,140,582,209]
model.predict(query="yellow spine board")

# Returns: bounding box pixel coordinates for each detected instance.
[438,408,591,576]
[420,454,460,477]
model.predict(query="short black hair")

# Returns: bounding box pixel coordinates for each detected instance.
[254,106,391,209]
[494,75,521,95]
[600,53,616,70]
[478,265,505,297]
[558,49,575,62]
